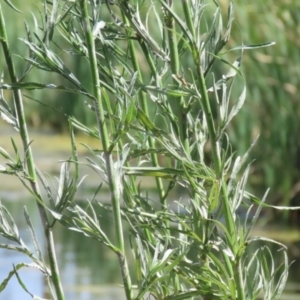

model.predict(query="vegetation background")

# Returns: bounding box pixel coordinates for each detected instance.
[1,0,300,223]
[0,0,297,299]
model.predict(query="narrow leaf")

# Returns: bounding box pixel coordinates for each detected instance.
[4,0,21,13]
[228,41,276,51]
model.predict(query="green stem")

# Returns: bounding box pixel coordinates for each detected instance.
[164,0,203,243]
[0,4,64,300]
[79,1,132,299]
[194,48,235,241]
[234,257,246,300]
[120,13,166,209]
[164,0,189,152]
[180,0,236,241]
[164,7,199,250]
[181,0,196,39]
[195,63,221,173]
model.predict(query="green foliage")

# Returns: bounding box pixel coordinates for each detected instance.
[221,0,300,202]
[1,0,299,205]
[0,1,295,300]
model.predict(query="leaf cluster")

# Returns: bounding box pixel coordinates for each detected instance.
[0,1,291,300]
